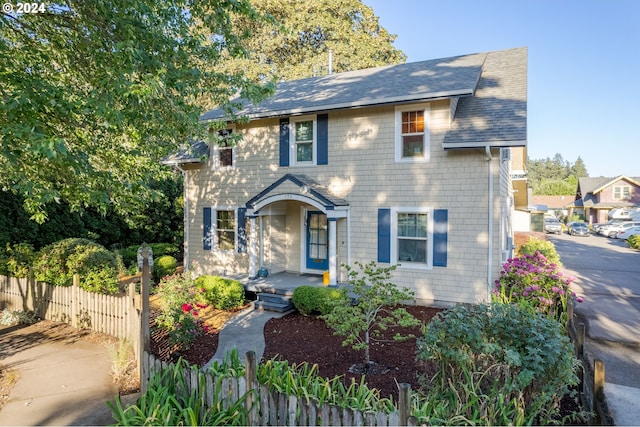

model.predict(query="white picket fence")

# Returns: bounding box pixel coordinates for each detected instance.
[0,274,141,357]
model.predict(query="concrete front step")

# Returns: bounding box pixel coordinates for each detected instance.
[255,288,294,312]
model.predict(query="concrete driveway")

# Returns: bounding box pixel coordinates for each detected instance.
[548,232,640,425]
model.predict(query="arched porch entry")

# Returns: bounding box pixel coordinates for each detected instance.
[244,174,349,286]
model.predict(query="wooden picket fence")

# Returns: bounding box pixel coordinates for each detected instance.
[0,274,141,360]
[566,301,612,425]
[140,350,419,427]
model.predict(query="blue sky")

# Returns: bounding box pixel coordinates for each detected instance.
[363,0,639,178]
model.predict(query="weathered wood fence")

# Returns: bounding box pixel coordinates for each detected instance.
[140,350,419,427]
[0,274,142,360]
[566,301,612,425]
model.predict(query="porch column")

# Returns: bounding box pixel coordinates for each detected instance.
[249,216,258,279]
[328,218,337,286]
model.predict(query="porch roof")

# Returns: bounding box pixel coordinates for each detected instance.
[245,174,349,212]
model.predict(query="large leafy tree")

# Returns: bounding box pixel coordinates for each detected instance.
[0,0,273,223]
[223,0,406,81]
[528,154,589,195]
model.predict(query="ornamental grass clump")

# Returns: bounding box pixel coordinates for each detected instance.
[493,251,583,323]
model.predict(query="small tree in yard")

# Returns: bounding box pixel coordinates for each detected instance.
[322,261,420,369]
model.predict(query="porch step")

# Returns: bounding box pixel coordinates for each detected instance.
[254,289,294,313]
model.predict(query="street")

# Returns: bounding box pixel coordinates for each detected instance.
[548,232,640,424]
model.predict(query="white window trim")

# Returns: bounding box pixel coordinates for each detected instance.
[211,207,238,253]
[613,185,631,200]
[390,207,433,270]
[290,115,317,167]
[395,103,430,163]
[212,125,237,171]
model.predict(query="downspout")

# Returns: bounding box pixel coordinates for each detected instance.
[172,163,189,271]
[485,146,494,302]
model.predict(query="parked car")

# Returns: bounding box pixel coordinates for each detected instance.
[568,222,590,236]
[593,219,628,234]
[615,225,640,240]
[544,217,562,234]
[600,221,640,238]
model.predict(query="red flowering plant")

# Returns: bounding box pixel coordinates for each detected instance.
[155,273,207,349]
[493,251,583,324]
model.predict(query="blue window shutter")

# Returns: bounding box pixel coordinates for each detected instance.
[433,209,448,267]
[378,209,391,263]
[203,207,212,250]
[279,118,290,167]
[317,113,328,165]
[237,208,247,253]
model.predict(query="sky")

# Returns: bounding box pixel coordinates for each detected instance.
[363,0,639,178]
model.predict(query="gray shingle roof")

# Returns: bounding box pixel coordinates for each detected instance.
[161,140,209,165]
[442,47,527,148]
[246,174,348,210]
[200,52,488,121]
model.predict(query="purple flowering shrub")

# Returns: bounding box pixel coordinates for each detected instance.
[493,251,583,323]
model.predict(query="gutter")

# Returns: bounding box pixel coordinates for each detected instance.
[170,163,189,271]
[485,146,494,301]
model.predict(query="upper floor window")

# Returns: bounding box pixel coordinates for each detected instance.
[210,126,236,170]
[291,116,317,166]
[613,186,631,200]
[395,104,430,163]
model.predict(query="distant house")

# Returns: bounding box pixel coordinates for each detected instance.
[530,195,571,219]
[568,176,640,224]
[164,47,528,306]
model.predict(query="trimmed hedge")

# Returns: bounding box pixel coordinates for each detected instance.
[628,235,640,250]
[153,255,178,283]
[292,285,349,316]
[195,275,245,310]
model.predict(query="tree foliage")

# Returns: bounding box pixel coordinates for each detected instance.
[1,0,273,222]
[222,0,407,81]
[0,176,183,250]
[527,153,589,195]
[321,261,419,367]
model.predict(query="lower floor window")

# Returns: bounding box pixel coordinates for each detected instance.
[216,210,235,251]
[397,212,428,263]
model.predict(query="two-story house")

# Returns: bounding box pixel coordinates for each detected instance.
[568,176,640,224]
[164,47,527,306]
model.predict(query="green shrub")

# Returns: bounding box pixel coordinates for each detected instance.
[628,235,640,250]
[153,255,178,282]
[292,285,348,315]
[518,236,561,265]
[118,243,179,270]
[416,303,579,425]
[0,243,35,278]
[33,238,119,294]
[195,275,245,310]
